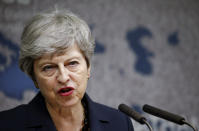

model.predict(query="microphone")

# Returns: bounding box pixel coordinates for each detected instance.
[143,104,198,131]
[118,103,153,131]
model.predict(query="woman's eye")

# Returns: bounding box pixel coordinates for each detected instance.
[41,65,56,76]
[42,65,54,71]
[69,61,79,66]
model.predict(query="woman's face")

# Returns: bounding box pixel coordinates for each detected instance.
[33,44,90,108]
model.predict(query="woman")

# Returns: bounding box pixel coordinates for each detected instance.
[0,9,134,131]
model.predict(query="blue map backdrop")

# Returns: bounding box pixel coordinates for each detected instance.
[0,27,180,99]
[0,32,36,100]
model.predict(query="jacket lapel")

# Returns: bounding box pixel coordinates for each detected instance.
[84,94,111,131]
[24,92,57,131]
[24,92,112,131]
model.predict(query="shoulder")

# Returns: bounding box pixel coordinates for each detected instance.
[85,94,128,120]
[92,101,123,116]
[0,104,28,119]
[85,95,134,131]
[0,104,28,129]
[93,101,132,122]
[91,102,134,130]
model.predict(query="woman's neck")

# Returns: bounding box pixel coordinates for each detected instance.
[46,101,85,131]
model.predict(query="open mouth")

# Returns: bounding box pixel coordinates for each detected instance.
[58,87,74,96]
[59,88,72,93]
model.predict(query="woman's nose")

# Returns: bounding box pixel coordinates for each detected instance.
[57,65,69,83]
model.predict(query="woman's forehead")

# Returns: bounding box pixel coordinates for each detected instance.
[36,44,83,61]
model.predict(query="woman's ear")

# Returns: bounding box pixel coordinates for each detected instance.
[32,76,39,89]
[33,80,39,89]
[32,71,39,89]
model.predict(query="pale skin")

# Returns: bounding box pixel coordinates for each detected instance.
[33,44,91,131]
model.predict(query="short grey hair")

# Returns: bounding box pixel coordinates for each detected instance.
[19,9,95,80]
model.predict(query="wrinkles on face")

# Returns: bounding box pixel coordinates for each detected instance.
[33,44,90,108]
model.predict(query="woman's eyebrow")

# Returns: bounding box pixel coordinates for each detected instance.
[67,56,81,61]
[37,57,80,67]
[36,59,55,67]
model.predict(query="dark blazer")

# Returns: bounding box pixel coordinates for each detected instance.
[0,92,134,131]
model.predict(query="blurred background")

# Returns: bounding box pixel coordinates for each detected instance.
[0,0,198,130]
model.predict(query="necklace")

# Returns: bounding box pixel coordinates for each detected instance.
[81,100,89,131]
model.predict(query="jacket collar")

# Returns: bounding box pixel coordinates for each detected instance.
[84,94,111,131]
[25,92,57,131]
[24,92,111,131]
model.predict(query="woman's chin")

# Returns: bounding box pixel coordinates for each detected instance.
[58,97,80,108]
